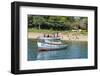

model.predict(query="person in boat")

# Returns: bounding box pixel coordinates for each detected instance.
[58,33,63,38]
[43,34,48,37]
[43,33,63,39]
[53,33,58,38]
[47,34,50,37]
[44,34,46,37]
[54,32,63,38]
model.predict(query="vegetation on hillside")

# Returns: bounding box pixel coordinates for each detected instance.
[28,15,88,31]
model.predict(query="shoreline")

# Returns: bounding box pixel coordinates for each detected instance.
[28,32,87,41]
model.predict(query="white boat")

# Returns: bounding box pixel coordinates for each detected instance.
[37,37,67,51]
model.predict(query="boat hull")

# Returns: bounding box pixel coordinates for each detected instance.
[37,42,67,51]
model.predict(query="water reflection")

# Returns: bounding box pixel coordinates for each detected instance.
[28,39,88,61]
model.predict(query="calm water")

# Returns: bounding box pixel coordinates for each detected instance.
[28,39,88,61]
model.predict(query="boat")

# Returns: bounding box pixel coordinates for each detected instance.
[37,37,67,51]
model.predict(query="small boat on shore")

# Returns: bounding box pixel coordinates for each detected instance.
[37,37,67,51]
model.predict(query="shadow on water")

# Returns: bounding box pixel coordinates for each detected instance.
[28,39,88,61]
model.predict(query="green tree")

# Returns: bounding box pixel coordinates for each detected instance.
[32,16,45,30]
[28,15,88,31]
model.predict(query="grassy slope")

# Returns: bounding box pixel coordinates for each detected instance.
[28,28,87,36]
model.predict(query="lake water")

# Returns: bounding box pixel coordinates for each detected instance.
[28,39,88,61]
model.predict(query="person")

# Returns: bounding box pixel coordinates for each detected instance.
[57,32,59,37]
[44,34,46,37]
[53,33,56,38]
[47,34,49,37]
[58,33,63,38]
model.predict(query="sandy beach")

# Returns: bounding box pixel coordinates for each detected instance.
[28,32,87,41]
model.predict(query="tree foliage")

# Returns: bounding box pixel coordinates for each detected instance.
[28,15,88,31]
